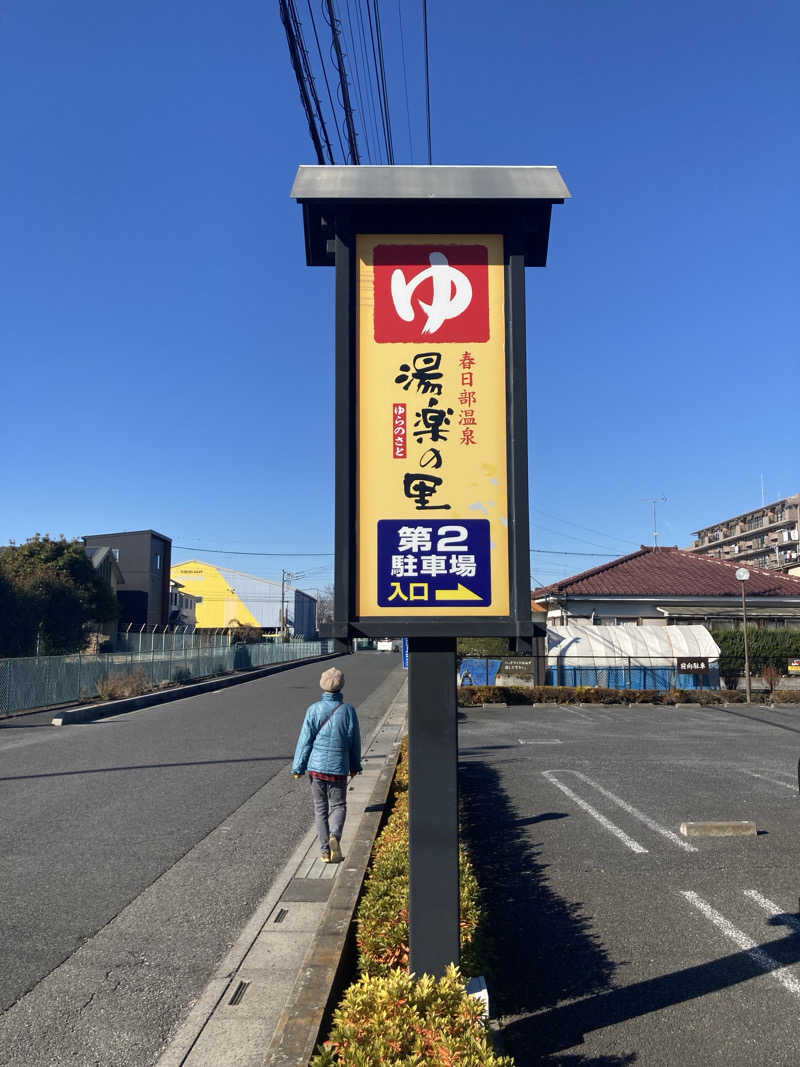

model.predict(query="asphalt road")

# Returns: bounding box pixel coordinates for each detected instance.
[458,701,800,1067]
[0,652,405,1067]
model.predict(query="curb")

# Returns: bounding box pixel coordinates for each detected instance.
[51,652,341,726]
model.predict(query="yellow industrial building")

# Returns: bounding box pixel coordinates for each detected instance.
[170,560,317,636]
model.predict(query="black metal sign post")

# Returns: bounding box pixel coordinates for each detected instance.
[292,166,569,977]
[407,634,460,971]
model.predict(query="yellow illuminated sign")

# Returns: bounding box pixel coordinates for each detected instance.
[356,234,510,617]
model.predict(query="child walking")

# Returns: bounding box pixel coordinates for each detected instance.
[292,667,362,863]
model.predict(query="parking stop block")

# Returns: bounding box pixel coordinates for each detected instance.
[680,820,757,837]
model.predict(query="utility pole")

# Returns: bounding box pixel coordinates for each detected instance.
[281,569,289,642]
[280,569,305,641]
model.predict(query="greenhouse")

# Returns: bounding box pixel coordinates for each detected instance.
[546,623,721,690]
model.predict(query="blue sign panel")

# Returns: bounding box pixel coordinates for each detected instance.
[377,519,492,608]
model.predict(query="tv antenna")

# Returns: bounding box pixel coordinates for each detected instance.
[642,496,667,546]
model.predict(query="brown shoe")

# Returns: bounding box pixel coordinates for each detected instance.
[321,850,331,863]
[329,836,343,863]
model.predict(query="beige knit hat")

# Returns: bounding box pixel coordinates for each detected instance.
[320,667,344,692]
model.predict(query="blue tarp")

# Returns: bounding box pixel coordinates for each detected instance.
[458,657,502,686]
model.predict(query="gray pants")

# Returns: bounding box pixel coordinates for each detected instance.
[310,776,347,852]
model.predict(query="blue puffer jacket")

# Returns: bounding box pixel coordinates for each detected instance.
[292,692,362,777]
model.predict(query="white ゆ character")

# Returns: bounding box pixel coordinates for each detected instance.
[390,252,472,335]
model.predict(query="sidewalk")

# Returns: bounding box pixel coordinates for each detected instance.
[156,680,408,1067]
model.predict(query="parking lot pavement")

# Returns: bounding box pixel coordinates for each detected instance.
[458,702,800,1066]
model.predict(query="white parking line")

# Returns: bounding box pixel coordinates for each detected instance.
[518,739,563,745]
[681,891,800,997]
[744,770,797,792]
[558,706,593,722]
[542,771,648,854]
[743,890,800,933]
[548,769,698,853]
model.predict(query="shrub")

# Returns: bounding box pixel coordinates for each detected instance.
[458,684,746,706]
[762,664,782,693]
[310,965,514,1067]
[457,637,511,657]
[317,737,501,1064]
[711,627,800,678]
[95,669,151,701]
[356,776,483,978]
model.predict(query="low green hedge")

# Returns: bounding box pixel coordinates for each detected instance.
[356,739,483,978]
[310,966,513,1066]
[458,684,747,706]
[772,690,800,703]
[312,738,502,1065]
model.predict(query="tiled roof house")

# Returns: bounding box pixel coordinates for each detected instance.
[533,546,800,628]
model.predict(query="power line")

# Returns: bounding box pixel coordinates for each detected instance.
[532,509,640,547]
[174,545,334,556]
[279,0,335,163]
[365,0,394,163]
[349,0,382,161]
[288,0,337,162]
[422,0,432,163]
[324,0,361,163]
[174,544,619,561]
[371,0,394,163]
[397,0,414,160]
[530,549,625,558]
[531,523,632,554]
[306,0,346,161]
[343,0,374,162]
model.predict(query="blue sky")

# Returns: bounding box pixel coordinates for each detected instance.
[1,1,797,595]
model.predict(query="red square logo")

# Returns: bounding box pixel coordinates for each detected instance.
[373,244,490,343]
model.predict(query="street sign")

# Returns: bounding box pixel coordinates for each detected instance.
[788,659,800,674]
[291,165,569,979]
[377,519,492,607]
[357,235,510,620]
[677,656,709,673]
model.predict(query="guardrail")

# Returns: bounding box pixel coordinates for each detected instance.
[0,640,335,717]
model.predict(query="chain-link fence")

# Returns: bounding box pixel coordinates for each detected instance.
[457,656,721,691]
[0,640,335,716]
[111,629,233,653]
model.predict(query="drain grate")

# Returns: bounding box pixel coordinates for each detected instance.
[228,980,250,1006]
[274,908,289,924]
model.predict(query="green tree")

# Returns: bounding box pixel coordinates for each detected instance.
[0,535,118,656]
[0,571,36,657]
[711,627,800,688]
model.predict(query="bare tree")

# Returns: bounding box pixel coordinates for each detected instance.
[316,585,334,626]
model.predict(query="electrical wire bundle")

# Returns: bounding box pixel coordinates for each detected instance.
[278,0,432,165]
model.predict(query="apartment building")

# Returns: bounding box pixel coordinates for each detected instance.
[687,494,800,574]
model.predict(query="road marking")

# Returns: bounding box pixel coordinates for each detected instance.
[744,770,796,791]
[558,706,593,722]
[551,769,698,853]
[743,890,800,933]
[542,771,648,853]
[681,891,800,997]
[518,739,563,745]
